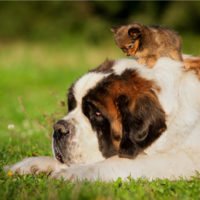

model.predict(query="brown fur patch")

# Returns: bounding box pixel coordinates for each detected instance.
[93,70,162,151]
[90,94,122,150]
[82,65,166,159]
[184,57,200,80]
[143,55,158,68]
[30,165,39,174]
[125,39,140,56]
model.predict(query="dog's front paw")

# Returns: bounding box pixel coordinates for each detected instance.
[51,168,76,181]
[50,165,98,181]
[6,156,66,175]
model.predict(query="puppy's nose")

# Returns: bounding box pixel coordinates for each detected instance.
[126,53,130,56]
[53,120,72,139]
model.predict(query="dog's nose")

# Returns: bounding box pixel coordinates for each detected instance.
[53,120,72,139]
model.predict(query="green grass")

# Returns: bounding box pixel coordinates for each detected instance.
[0,35,200,200]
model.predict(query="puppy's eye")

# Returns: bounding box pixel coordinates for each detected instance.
[128,44,133,49]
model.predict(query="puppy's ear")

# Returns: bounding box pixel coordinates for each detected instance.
[110,26,119,33]
[116,94,166,158]
[128,27,141,39]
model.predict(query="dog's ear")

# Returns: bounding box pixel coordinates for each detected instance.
[110,26,119,33]
[128,27,141,39]
[116,94,166,158]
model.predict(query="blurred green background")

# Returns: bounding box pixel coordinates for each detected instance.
[0,1,200,159]
[0,1,200,42]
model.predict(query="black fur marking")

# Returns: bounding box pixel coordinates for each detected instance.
[119,133,138,159]
[90,59,114,74]
[128,27,141,40]
[67,85,77,112]
[118,94,166,158]
[82,98,117,158]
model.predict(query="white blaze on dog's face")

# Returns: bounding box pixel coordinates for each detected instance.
[52,60,167,165]
[53,72,109,165]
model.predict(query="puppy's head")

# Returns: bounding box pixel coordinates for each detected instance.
[111,23,144,56]
[82,69,166,159]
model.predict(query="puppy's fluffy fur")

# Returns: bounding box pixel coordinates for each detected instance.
[111,23,183,68]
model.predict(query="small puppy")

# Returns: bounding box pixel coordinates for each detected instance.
[111,23,183,68]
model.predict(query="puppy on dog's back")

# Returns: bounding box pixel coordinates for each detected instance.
[111,23,183,68]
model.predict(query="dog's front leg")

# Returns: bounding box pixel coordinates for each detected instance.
[50,156,135,182]
[6,156,68,175]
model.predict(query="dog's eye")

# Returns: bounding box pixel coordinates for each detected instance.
[95,111,102,116]
[94,111,104,122]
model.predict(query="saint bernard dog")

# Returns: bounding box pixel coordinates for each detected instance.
[8,55,200,181]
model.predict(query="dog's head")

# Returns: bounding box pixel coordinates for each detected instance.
[111,23,144,56]
[52,59,166,165]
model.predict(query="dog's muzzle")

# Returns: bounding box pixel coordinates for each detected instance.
[53,120,73,139]
[53,120,75,163]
